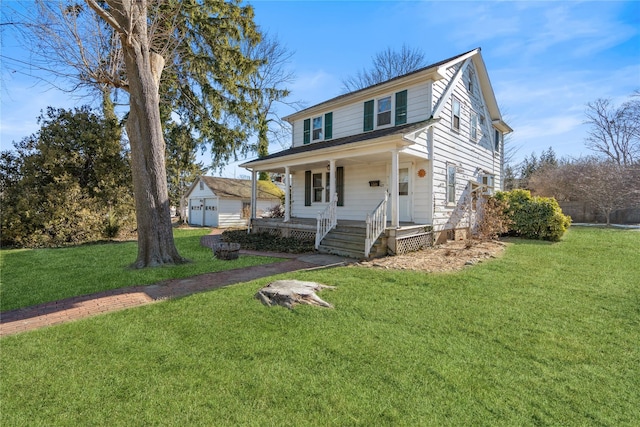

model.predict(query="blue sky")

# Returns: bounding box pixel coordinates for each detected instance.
[1,1,639,178]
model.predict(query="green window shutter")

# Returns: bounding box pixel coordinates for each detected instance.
[363,100,374,131]
[336,166,344,207]
[303,119,310,144]
[395,90,407,125]
[324,112,333,139]
[304,171,311,206]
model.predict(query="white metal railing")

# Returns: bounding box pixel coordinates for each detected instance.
[315,193,338,249]
[365,191,388,257]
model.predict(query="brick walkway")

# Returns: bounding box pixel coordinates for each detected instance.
[0,251,346,337]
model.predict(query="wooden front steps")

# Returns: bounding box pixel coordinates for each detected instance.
[317,224,386,259]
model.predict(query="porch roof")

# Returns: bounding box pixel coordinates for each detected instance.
[241,119,434,170]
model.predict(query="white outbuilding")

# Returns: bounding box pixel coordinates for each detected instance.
[185,176,283,228]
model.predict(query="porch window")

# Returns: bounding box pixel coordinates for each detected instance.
[447,164,456,205]
[313,173,323,202]
[312,116,323,141]
[303,119,310,144]
[377,96,392,126]
[395,90,407,125]
[470,111,478,140]
[452,97,461,131]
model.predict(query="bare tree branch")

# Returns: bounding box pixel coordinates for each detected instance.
[341,44,427,93]
[584,94,640,165]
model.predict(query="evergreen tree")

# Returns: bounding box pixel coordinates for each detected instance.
[1,106,134,247]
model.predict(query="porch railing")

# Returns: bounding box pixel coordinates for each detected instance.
[315,193,338,249]
[365,191,388,258]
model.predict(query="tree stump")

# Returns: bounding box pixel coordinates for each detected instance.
[255,280,335,309]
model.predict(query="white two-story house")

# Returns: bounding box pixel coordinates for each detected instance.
[241,47,512,258]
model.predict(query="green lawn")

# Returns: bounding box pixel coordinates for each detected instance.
[0,228,282,311]
[1,227,638,426]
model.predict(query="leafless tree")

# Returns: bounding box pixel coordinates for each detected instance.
[584,92,640,166]
[341,44,427,93]
[531,157,640,225]
[242,31,300,179]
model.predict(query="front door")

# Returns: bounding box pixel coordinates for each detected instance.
[399,166,411,222]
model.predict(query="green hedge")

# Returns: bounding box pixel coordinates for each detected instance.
[494,189,571,241]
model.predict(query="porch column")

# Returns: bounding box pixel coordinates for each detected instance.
[390,150,399,228]
[329,159,336,203]
[251,169,257,220]
[284,166,291,222]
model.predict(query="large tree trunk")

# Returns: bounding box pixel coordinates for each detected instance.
[89,0,184,268]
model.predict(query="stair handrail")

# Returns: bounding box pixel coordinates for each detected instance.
[365,191,388,257]
[315,193,338,249]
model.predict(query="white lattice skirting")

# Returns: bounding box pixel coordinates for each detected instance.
[394,232,433,255]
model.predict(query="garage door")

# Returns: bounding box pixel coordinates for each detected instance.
[203,198,218,227]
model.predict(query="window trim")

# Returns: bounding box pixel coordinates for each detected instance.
[481,174,495,195]
[364,90,409,131]
[312,116,323,141]
[467,68,475,93]
[452,97,461,131]
[312,172,323,203]
[377,95,392,127]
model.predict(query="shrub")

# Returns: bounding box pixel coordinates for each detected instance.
[495,189,571,241]
[475,196,512,240]
[221,230,314,253]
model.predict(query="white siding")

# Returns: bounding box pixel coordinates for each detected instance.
[291,164,391,221]
[413,159,432,224]
[290,81,433,148]
[218,199,245,228]
[217,197,280,228]
[430,62,502,235]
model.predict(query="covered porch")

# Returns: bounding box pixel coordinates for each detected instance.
[250,217,433,258]
[241,121,436,258]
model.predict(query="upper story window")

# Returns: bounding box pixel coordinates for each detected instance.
[303,112,333,144]
[494,129,502,152]
[199,180,204,190]
[377,96,392,126]
[312,116,323,141]
[452,97,461,131]
[468,68,475,93]
[364,89,408,131]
